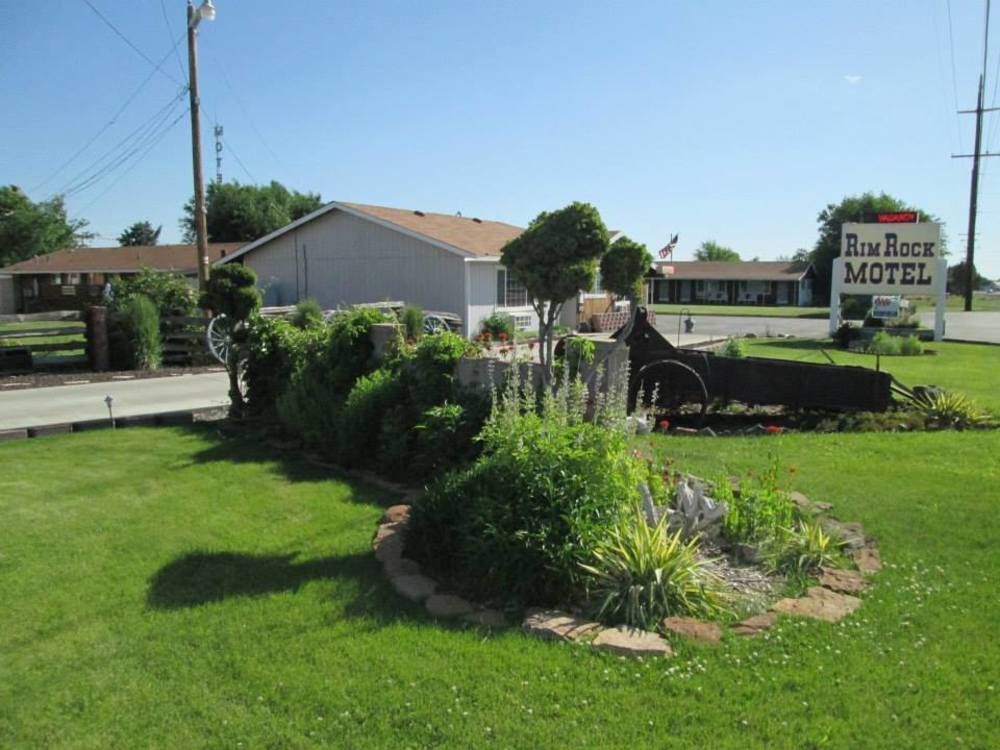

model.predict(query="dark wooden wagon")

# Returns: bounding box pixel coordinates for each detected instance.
[620,309,892,417]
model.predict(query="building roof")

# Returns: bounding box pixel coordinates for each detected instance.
[221,201,525,264]
[651,260,813,281]
[0,243,242,275]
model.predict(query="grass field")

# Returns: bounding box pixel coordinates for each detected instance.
[2,425,998,748]
[0,320,86,363]
[908,292,1000,313]
[743,338,1000,413]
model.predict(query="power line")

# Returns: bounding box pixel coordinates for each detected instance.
[31,33,186,195]
[207,49,282,165]
[58,89,187,198]
[224,137,257,183]
[159,0,187,82]
[82,0,182,86]
[78,107,189,214]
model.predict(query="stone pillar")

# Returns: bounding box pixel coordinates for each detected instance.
[87,306,109,372]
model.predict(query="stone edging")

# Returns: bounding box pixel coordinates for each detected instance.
[371,491,883,657]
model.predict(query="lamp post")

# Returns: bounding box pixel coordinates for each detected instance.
[187,0,216,290]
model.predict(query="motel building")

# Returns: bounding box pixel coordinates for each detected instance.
[645,260,817,307]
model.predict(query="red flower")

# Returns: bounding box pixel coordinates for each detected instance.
[658,418,671,431]
[499,332,508,342]
[483,332,492,342]
[765,425,783,434]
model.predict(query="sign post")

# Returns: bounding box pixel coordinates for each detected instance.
[828,222,947,341]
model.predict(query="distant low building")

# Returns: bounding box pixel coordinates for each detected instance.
[646,260,816,306]
[0,243,241,313]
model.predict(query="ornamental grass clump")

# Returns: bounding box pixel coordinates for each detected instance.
[765,520,846,574]
[580,512,728,630]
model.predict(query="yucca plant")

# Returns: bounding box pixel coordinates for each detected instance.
[580,511,729,630]
[921,391,988,430]
[765,520,845,574]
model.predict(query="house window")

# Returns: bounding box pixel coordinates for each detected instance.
[512,314,532,330]
[496,268,528,308]
[66,273,81,285]
[51,274,62,285]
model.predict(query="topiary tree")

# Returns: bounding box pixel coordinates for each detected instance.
[600,236,653,310]
[200,264,262,414]
[500,202,609,380]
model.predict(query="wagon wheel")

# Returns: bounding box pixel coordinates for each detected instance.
[206,314,233,365]
[630,358,709,427]
[206,314,248,399]
[423,314,449,335]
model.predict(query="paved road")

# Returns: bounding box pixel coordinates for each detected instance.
[0,372,230,430]
[654,311,1000,344]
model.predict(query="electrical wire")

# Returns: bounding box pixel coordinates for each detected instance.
[82,0,183,86]
[58,89,187,198]
[78,107,190,214]
[159,0,188,82]
[31,33,186,195]
[206,49,282,165]
[222,136,257,183]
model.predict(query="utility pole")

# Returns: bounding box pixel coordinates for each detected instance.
[187,1,216,290]
[954,0,998,311]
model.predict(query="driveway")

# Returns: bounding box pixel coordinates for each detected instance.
[0,372,230,430]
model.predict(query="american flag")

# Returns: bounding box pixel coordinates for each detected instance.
[658,233,678,259]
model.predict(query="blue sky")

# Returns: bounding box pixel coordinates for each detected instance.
[3,1,1000,278]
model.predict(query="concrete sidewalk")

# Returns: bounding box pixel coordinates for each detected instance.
[0,371,230,430]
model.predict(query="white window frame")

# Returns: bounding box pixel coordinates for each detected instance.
[496,268,529,309]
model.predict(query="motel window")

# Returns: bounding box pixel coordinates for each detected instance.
[696,280,705,293]
[496,268,529,308]
[51,274,62,285]
[66,273,81,285]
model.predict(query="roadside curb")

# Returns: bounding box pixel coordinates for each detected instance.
[2,408,219,441]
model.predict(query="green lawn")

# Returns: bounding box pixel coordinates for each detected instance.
[651,303,828,318]
[743,338,1000,414]
[908,292,1000,312]
[0,320,86,362]
[2,426,999,748]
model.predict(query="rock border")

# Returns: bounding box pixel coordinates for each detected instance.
[371,490,883,656]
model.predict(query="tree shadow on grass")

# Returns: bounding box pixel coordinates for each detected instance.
[171,422,400,507]
[147,549,410,623]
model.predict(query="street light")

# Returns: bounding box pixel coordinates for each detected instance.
[187,0,216,290]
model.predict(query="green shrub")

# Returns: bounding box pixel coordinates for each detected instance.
[718,337,746,358]
[109,268,196,319]
[715,458,795,545]
[243,317,318,415]
[410,332,472,411]
[480,311,515,341]
[899,335,923,356]
[115,294,161,370]
[555,336,596,381]
[405,407,643,605]
[199,265,261,322]
[290,298,324,329]
[412,390,491,477]
[323,308,386,395]
[580,512,728,629]
[338,369,402,467]
[765,520,845,574]
[399,305,424,341]
[868,330,901,355]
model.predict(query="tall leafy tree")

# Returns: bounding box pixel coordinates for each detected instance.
[500,202,609,379]
[118,221,162,246]
[811,192,943,304]
[0,185,92,267]
[694,240,740,262]
[947,261,986,294]
[180,180,323,243]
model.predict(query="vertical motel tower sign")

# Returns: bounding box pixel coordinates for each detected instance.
[828,214,947,341]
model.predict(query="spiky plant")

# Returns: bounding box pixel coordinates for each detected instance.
[580,512,728,630]
[765,520,845,574]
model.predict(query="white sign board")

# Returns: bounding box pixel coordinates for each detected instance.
[871,295,901,320]
[829,222,947,340]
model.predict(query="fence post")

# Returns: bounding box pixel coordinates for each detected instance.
[87,306,109,372]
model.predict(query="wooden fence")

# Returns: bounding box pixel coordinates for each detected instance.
[161,315,210,366]
[0,310,87,371]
